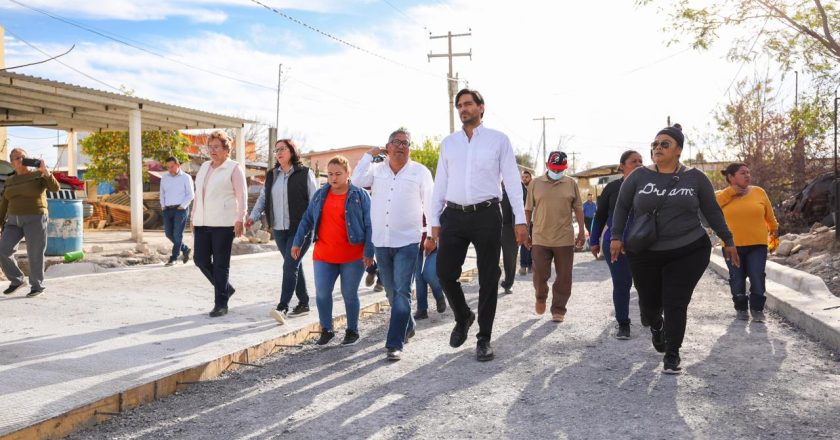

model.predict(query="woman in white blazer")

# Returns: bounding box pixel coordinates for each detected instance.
[192,130,248,317]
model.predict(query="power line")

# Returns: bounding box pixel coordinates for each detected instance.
[4,28,122,92]
[1,43,75,71]
[381,0,429,32]
[247,0,445,80]
[8,0,276,92]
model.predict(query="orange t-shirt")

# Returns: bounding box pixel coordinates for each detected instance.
[313,190,364,263]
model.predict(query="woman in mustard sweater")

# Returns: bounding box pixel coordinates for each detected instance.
[716,163,779,323]
[0,148,60,297]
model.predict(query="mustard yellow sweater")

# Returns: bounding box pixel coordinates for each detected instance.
[0,171,60,225]
[715,186,779,247]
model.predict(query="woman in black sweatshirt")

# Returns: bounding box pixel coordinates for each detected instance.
[610,124,739,374]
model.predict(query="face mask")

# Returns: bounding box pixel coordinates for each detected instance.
[547,170,565,180]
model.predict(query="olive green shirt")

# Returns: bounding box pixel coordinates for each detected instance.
[0,172,61,225]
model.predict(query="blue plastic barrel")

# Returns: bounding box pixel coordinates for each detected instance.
[46,199,84,256]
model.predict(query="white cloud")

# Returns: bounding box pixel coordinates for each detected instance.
[5,0,791,171]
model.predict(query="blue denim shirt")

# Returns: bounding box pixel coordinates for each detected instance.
[293,183,374,259]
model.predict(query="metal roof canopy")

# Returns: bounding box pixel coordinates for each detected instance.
[0,71,249,131]
[0,71,253,243]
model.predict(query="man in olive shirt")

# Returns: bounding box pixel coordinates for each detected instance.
[525,151,585,322]
[0,148,60,297]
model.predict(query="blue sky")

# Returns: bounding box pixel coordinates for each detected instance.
[1,0,807,171]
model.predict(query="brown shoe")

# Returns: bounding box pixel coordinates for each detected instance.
[535,301,546,315]
[552,313,565,323]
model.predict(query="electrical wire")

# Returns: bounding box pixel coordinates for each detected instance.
[4,28,122,92]
[0,44,75,71]
[247,0,445,80]
[381,0,429,32]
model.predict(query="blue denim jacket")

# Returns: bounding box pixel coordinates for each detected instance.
[293,183,374,259]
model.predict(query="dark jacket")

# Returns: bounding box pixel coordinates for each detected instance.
[501,182,527,225]
[263,163,311,231]
[292,183,374,259]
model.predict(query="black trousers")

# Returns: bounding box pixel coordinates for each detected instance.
[193,226,236,308]
[437,205,502,342]
[500,223,518,289]
[627,235,711,354]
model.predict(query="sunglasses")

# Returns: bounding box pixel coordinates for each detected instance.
[650,140,674,149]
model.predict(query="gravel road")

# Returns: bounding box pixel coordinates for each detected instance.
[70,253,840,439]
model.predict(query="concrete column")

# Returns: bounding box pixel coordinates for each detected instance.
[66,130,77,177]
[0,25,7,162]
[129,109,143,242]
[235,126,246,172]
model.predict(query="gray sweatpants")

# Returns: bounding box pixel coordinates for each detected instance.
[0,214,48,290]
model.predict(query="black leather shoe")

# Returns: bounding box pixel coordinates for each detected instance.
[435,296,447,313]
[414,309,429,320]
[476,339,494,362]
[449,311,475,348]
[209,306,228,317]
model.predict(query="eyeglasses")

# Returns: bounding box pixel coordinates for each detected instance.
[207,145,226,151]
[650,140,674,149]
[389,140,410,147]
[275,146,289,154]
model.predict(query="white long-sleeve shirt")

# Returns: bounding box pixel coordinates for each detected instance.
[351,153,434,248]
[430,124,526,227]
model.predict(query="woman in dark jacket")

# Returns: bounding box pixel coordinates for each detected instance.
[610,124,739,374]
[247,139,317,324]
[589,150,643,340]
[292,156,373,347]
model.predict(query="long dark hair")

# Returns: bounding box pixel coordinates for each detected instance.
[276,139,302,167]
[721,162,747,184]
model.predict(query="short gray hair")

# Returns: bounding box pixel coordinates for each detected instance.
[388,128,411,144]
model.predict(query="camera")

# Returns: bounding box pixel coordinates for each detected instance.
[21,158,41,168]
[372,154,386,163]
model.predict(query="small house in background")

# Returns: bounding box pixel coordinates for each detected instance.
[301,145,375,181]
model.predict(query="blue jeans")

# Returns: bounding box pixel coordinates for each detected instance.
[193,226,234,308]
[273,228,311,310]
[519,244,532,268]
[603,240,632,324]
[162,208,190,259]
[724,245,768,311]
[375,244,419,350]
[314,259,365,333]
[415,247,444,312]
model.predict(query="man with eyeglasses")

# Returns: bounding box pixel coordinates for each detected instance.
[351,128,435,361]
[430,88,529,362]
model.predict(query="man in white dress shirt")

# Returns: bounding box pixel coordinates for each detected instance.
[352,128,435,361]
[430,89,529,362]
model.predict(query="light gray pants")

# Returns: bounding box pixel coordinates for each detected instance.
[0,214,48,290]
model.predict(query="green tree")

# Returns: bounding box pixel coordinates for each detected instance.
[81,130,191,184]
[638,0,840,87]
[515,152,535,170]
[411,138,441,177]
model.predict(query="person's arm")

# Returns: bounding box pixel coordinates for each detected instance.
[249,186,266,223]
[0,195,8,228]
[760,187,780,235]
[159,176,168,208]
[307,169,318,199]
[524,180,534,226]
[715,186,738,209]
[429,144,448,231]
[231,165,247,236]
[499,136,526,225]
[292,191,317,248]
[361,189,374,260]
[572,181,585,245]
[610,170,638,240]
[180,174,195,209]
[590,182,613,246]
[697,172,735,247]
[350,151,376,188]
[420,166,435,237]
[43,172,60,192]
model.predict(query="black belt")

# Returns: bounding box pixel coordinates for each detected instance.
[445,198,499,213]
[164,205,181,210]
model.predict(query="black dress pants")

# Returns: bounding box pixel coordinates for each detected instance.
[437,205,502,342]
[500,223,518,289]
[627,235,711,354]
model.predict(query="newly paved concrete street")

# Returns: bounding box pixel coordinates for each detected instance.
[62,253,840,440]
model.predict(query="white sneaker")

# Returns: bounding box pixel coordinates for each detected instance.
[270,308,287,325]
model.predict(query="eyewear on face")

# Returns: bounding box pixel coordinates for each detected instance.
[650,140,673,149]
[389,140,410,147]
[275,146,289,154]
[207,145,226,151]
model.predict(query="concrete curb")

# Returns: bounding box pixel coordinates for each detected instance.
[708,253,840,353]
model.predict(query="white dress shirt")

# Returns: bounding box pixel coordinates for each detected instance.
[160,169,195,209]
[430,124,526,227]
[352,153,434,248]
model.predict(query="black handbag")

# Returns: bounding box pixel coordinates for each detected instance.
[624,167,682,253]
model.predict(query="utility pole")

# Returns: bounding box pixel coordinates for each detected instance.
[269,63,283,169]
[533,116,555,171]
[567,151,580,173]
[428,31,471,133]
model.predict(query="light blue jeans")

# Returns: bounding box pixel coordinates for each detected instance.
[375,243,419,350]
[314,259,365,333]
[415,247,444,312]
